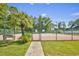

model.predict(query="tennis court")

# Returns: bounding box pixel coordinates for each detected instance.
[32,33,79,40]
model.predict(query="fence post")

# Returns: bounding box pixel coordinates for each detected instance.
[71,28,73,40]
[39,32,41,41]
[56,30,57,40]
[55,21,57,40]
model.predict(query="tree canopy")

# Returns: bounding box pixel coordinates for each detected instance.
[33,16,54,33]
[0,4,33,36]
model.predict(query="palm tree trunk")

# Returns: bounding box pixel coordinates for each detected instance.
[3,19,6,40]
[20,20,25,36]
[21,26,24,36]
[14,25,15,40]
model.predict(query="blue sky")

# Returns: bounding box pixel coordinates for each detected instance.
[8,3,79,23]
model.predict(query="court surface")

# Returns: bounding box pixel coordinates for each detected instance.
[32,33,79,40]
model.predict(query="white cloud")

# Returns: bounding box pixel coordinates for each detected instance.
[71,12,79,16]
[45,3,50,5]
[29,3,34,5]
[41,13,47,17]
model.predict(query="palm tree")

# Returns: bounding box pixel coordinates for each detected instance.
[36,16,53,33]
[32,17,38,32]
[33,16,53,40]
[8,6,33,42]
[0,4,33,41]
[74,19,79,27]
[68,19,79,29]
[68,21,75,29]
[0,4,9,40]
[37,16,43,33]
[58,21,66,33]
[17,12,33,36]
[8,6,19,40]
[44,17,53,32]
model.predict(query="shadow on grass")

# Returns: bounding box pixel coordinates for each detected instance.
[41,40,79,42]
[0,40,27,47]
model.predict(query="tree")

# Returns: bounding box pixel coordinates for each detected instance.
[32,17,38,32]
[8,6,19,40]
[68,20,75,29]
[0,4,10,40]
[74,19,79,26]
[33,16,53,33]
[68,19,79,29]
[17,12,33,36]
[44,17,53,32]
[0,4,33,41]
[33,16,53,40]
[58,21,66,33]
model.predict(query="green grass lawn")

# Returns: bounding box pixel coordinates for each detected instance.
[0,40,30,56]
[42,41,79,56]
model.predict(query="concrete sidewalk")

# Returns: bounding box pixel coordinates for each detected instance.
[25,41,44,56]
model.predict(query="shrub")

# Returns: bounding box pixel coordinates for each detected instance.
[21,33,32,43]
